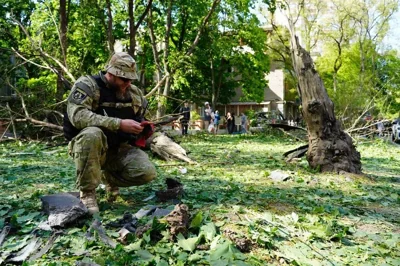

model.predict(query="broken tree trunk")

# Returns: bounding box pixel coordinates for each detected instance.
[146,132,194,163]
[289,34,361,173]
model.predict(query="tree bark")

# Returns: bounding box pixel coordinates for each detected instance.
[129,0,153,57]
[60,0,68,67]
[105,0,114,53]
[158,0,173,118]
[56,0,68,102]
[210,56,216,109]
[128,0,136,56]
[289,34,361,173]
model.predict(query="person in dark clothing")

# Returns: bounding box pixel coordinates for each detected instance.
[179,101,191,135]
[226,112,235,134]
[231,113,236,133]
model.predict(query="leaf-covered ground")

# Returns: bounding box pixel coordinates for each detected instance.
[0,133,399,265]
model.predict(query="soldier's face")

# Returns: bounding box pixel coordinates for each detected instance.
[109,74,132,92]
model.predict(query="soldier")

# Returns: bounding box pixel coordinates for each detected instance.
[63,52,156,214]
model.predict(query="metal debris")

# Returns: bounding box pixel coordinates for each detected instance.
[0,226,11,247]
[41,192,88,227]
[86,220,117,248]
[29,231,61,261]
[134,205,158,219]
[269,170,291,182]
[7,236,42,262]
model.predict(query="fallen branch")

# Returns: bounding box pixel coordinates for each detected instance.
[268,123,306,131]
[15,118,63,131]
[283,144,309,157]
[5,103,17,139]
[347,99,374,131]
[276,127,306,142]
[152,114,182,125]
[347,120,390,134]
[5,79,63,132]
[11,17,75,84]
[145,75,169,98]
[0,122,11,141]
[156,161,224,167]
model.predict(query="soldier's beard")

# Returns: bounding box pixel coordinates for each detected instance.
[108,78,130,100]
[116,89,129,100]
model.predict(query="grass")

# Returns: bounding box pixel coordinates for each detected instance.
[0,132,399,265]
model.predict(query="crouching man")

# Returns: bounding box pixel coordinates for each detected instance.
[63,52,156,214]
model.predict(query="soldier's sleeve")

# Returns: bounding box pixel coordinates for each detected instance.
[67,76,121,131]
[130,85,151,118]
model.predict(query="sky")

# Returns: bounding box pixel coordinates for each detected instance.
[382,9,400,51]
[252,1,400,53]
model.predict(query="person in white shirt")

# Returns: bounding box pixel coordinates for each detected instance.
[204,102,212,130]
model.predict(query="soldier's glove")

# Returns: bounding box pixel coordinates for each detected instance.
[135,121,154,148]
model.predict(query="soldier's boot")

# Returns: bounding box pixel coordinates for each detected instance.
[102,171,120,202]
[80,190,99,214]
[106,184,120,202]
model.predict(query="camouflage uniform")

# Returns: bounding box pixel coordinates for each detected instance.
[66,53,156,194]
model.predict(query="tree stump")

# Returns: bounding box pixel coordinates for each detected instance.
[290,35,361,173]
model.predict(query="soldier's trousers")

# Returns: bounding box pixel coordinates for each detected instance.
[68,127,157,191]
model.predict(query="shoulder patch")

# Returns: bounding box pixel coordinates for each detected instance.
[71,88,88,102]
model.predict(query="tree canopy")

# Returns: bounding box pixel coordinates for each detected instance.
[0,0,399,130]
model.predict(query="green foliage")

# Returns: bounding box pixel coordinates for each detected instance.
[1,0,278,125]
[190,111,201,121]
[315,41,400,126]
[375,51,400,118]
[0,134,399,264]
[269,0,400,127]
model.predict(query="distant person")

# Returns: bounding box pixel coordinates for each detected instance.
[214,110,221,134]
[231,113,236,133]
[295,116,300,126]
[377,120,384,137]
[179,101,190,136]
[204,102,212,130]
[240,113,247,133]
[208,112,215,133]
[226,112,235,134]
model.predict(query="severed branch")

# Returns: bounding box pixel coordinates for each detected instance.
[283,144,309,157]
[7,80,63,132]
[0,122,12,141]
[6,103,17,138]
[347,98,374,131]
[10,16,75,85]
[15,118,62,131]
[347,120,390,134]
[11,48,52,70]
[268,123,306,131]
[276,128,306,142]
[145,74,169,98]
